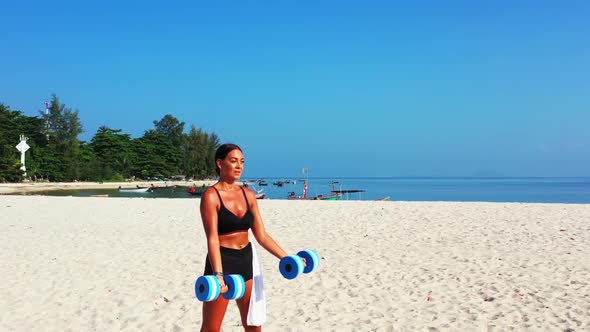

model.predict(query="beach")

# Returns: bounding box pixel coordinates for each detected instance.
[0,181,218,195]
[1,195,588,331]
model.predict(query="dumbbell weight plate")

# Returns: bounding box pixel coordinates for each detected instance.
[279,255,304,279]
[195,275,221,302]
[297,249,320,274]
[222,274,246,300]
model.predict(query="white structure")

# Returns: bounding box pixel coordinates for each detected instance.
[15,135,30,177]
[44,101,50,141]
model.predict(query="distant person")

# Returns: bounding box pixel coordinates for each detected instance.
[199,143,290,331]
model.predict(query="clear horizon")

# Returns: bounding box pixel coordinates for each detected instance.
[2,1,589,177]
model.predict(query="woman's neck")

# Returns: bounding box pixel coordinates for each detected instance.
[217,180,238,191]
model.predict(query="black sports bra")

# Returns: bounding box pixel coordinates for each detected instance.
[213,187,254,235]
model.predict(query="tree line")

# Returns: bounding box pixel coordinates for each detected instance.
[0,94,220,182]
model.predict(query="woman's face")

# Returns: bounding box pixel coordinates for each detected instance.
[217,149,244,181]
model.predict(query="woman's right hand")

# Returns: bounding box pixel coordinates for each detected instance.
[217,275,228,294]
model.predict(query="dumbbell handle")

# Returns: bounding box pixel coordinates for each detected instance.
[195,274,245,302]
[213,274,229,293]
[279,249,320,279]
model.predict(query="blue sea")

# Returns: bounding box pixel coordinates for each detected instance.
[20,177,590,204]
[253,177,590,203]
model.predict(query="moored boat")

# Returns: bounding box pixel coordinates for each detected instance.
[314,193,342,200]
[150,184,177,191]
[330,181,366,200]
[254,187,266,199]
[287,179,342,200]
[188,185,209,197]
[118,186,150,193]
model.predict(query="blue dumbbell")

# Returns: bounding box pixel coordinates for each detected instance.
[195,274,245,302]
[279,249,320,279]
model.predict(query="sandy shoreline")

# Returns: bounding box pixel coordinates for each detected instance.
[1,196,588,331]
[0,181,217,194]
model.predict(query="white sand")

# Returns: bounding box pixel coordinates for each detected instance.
[0,195,588,331]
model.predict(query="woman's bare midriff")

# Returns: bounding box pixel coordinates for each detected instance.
[219,231,250,249]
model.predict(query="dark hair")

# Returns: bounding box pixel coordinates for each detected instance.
[215,143,242,175]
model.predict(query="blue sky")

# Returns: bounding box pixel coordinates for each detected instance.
[1,1,589,177]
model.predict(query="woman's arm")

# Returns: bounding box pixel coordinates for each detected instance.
[200,188,224,278]
[247,189,289,259]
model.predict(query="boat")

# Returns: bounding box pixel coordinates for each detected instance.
[149,184,177,191]
[253,187,266,199]
[273,179,294,187]
[287,191,341,200]
[188,185,209,197]
[257,180,268,186]
[243,180,258,186]
[118,186,150,193]
[330,181,366,200]
[313,193,342,200]
[287,179,342,201]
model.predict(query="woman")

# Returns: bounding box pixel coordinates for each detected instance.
[200,143,288,332]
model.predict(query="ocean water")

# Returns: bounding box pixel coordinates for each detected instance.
[254,177,590,203]
[18,177,590,204]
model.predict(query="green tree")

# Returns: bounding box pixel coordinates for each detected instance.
[78,143,104,181]
[181,126,220,178]
[206,132,220,176]
[0,103,52,182]
[2,100,222,182]
[90,126,133,179]
[153,114,185,147]
[182,126,205,178]
[131,130,182,178]
[42,94,84,181]
[0,104,24,181]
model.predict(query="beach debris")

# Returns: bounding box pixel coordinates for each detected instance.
[163,296,170,303]
[559,229,567,232]
[570,238,575,240]
[426,291,433,301]
[484,296,495,302]
[516,293,525,298]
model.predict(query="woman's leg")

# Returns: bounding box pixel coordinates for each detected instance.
[236,279,261,331]
[201,296,230,332]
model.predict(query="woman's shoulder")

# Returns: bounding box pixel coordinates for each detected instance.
[241,187,259,204]
[201,186,220,202]
[241,186,255,196]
